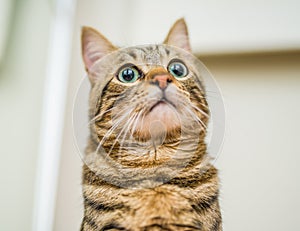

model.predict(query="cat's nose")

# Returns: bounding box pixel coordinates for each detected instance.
[152,74,172,90]
[147,67,174,90]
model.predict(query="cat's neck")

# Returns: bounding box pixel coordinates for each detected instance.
[84,133,208,189]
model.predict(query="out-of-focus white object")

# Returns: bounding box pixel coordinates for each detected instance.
[0,0,13,64]
[32,0,77,231]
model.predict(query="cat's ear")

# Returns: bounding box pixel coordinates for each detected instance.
[163,18,191,52]
[81,26,117,72]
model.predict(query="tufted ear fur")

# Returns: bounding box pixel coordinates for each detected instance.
[163,18,191,52]
[81,26,117,73]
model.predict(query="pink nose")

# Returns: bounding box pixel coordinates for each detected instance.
[152,74,172,90]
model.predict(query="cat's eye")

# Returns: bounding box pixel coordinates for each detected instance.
[117,65,141,83]
[168,60,188,79]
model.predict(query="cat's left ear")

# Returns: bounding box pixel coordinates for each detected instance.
[81,26,117,73]
[163,18,191,52]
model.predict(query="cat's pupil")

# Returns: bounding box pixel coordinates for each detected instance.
[122,69,135,81]
[171,64,184,76]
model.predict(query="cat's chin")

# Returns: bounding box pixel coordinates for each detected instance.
[134,102,181,140]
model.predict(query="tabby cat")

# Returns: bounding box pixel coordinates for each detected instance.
[80,19,222,230]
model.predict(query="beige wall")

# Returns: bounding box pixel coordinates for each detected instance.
[202,53,300,230]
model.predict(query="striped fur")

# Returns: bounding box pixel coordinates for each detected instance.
[81,19,222,230]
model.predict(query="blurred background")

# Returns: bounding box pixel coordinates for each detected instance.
[1,0,300,230]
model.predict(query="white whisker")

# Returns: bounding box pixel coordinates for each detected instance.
[87,106,129,126]
[95,108,133,154]
[117,111,142,154]
[177,99,207,130]
[190,104,209,118]
[106,111,139,158]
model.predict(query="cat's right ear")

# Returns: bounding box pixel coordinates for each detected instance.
[81,26,116,73]
[163,18,191,52]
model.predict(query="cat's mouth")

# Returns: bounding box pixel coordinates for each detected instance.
[133,97,181,141]
[149,98,176,112]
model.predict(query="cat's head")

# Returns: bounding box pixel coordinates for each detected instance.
[81,19,209,168]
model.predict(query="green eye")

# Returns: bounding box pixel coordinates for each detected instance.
[168,61,188,79]
[117,66,141,83]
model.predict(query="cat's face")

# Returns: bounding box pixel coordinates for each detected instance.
[82,19,209,166]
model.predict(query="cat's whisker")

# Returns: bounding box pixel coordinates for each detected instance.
[197,102,209,109]
[91,107,125,125]
[95,119,121,155]
[105,111,140,158]
[205,90,218,94]
[140,109,147,134]
[132,111,142,132]
[166,101,182,122]
[87,105,129,126]
[129,110,143,140]
[106,113,143,162]
[113,112,138,147]
[205,92,222,100]
[190,104,209,118]
[176,99,207,130]
[88,108,114,124]
[95,108,134,155]
[117,111,142,154]
[184,107,207,130]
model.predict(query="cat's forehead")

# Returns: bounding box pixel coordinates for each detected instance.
[115,45,183,71]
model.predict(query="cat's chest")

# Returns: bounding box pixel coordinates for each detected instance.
[122,186,198,229]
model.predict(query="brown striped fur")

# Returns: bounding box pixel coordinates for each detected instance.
[80,19,222,230]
